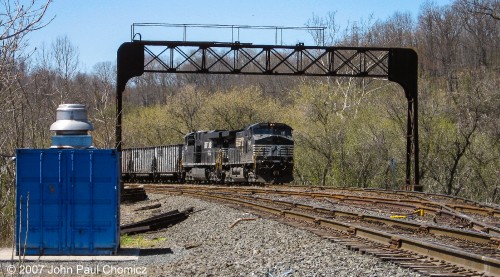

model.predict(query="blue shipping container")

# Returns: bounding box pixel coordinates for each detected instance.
[16,149,120,255]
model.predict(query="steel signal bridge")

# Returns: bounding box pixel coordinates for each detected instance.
[115,37,420,191]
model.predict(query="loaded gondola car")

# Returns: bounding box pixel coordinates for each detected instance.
[121,122,294,184]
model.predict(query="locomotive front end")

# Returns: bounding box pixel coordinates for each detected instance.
[250,123,294,183]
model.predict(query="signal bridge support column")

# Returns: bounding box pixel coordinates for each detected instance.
[115,41,421,191]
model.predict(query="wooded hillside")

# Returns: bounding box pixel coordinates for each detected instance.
[0,0,498,244]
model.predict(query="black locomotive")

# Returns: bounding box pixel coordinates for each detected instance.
[122,122,294,184]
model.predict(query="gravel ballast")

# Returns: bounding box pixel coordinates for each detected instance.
[118,194,420,276]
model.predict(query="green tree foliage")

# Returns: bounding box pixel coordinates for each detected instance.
[419,70,499,201]
[285,80,404,188]
[202,86,283,130]
[2,1,500,248]
[122,85,285,147]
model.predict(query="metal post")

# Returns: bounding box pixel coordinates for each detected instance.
[413,93,420,190]
[406,99,413,189]
[115,89,122,151]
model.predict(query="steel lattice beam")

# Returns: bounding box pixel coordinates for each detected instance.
[116,41,420,191]
[138,41,392,77]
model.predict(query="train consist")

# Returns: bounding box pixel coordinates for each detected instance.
[121,122,294,184]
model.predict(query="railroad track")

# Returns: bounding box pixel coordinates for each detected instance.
[261,187,500,237]
[124,183,500,218]
[269,184,500,218]
[131,184,500,276]
[140,184,500,236]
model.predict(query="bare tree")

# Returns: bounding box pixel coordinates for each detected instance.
[366,12,416,47]
[306,11,340,46]
[0,0,51,41]
[458,0,500,20]
[90,62,116,148]
[0,0,52,246]
[51,35,79,102]
[0,0,53,150]
[455,0,500,67]
[0,0,52,97]
[417,2,463,91]
[167,85,205,133]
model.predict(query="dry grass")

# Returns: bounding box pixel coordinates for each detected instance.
[0,170,15,247]
[120,234,167,248]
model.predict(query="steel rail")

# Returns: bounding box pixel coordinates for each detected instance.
[231,186,500,235]
[258,188,500,237]
[269,184,500,217]
[148,185,499,246]
[146,184,500,217]
[145,184,500,237]
[147,186,500,276]
[242,194,500,246]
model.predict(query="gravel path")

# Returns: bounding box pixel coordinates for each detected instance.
[118,193,420,276]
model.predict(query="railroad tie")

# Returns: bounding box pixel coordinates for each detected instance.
[326,238,358,244]
[427,273,472,277]
[358,248,385,255]
[380,257,417,262]
[347,244,368,251]
[397,263,441,269]
[372,252,407,257]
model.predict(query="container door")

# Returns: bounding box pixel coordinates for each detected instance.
[69,150,119,254]
[16,150,67,255]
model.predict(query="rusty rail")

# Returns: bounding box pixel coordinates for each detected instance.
[153,184,500,237]
[142,185,500,276]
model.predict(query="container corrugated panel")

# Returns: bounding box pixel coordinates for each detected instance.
[156,145,182,174]
[15,149,120,255]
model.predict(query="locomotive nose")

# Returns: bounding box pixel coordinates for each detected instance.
[271,146,278,155]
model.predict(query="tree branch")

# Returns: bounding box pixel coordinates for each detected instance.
[0,0,53,41]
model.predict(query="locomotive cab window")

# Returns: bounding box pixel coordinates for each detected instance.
[251,125,292,136]
[185,134,195,146]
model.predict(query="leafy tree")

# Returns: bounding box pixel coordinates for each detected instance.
[203,86,282,130]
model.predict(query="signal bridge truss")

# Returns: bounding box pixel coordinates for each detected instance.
[116,41,420,191]
[142,41,389,77]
